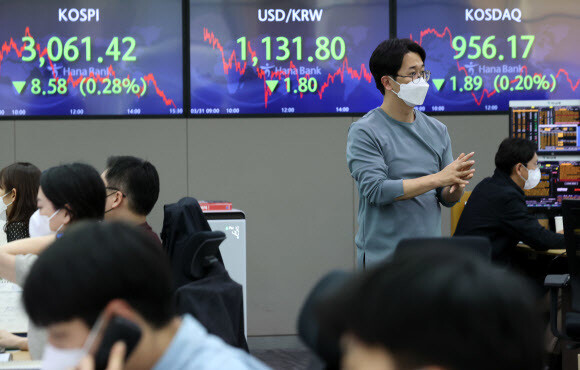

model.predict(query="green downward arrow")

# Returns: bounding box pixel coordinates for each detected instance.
[12,81,26,94]
[266,80,279,93]
[432,79,445,91]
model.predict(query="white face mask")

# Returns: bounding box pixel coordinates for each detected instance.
[41,313,115,370]
[29,209,62,237]
[41,344,87,370]
[520,165,542,190]
[389,76,430,107]
[0,192,13,220]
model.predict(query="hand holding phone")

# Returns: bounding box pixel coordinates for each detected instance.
[83,315,141,370]
[77,342,127,370]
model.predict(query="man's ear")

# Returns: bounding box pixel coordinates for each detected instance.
[62,205,72,225]
[381,75,398,93]
[111,191,124,209]
[103,299,140,324]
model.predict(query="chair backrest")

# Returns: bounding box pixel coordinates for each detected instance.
[397,236,492,260]
[562,199,580,311]
[450,191,472,235]
[188,231,226,280]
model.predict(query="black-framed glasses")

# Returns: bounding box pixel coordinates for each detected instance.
[105,187,127,198]
[396,70,431,83]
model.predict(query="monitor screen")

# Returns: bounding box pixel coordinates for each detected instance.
[525,160,580,209]
[397,0,580,113]
[0,0,184,117]
[509,100,580,154]
[189,0,388,116]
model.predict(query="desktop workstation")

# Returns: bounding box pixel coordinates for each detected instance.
[512,101,580,268]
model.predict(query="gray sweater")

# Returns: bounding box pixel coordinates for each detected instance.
[347,107,455,268]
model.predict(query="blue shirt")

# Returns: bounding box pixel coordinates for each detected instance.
[153,315,270,370]
[347,108,455,268]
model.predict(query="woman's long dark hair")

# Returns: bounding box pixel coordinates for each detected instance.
[0,162,41,226]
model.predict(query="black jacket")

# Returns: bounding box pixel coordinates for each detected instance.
[161,197,248,351]
[455,169,565,264]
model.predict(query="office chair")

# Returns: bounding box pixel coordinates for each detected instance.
[396,236,492,260]
[174,231,249,351]
[450,190,472,235]
[161,197,223,290]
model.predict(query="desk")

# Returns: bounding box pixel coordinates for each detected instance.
[6,350,31,361]
[516,243,566,256]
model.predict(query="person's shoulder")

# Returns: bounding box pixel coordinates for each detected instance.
[350,108,384,131]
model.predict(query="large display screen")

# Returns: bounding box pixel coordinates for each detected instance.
[189,0,388,115]
[398,0,580,113]
[0,0,184,117]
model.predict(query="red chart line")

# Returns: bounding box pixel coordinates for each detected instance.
[409,27,579,106]
[202,28,373,108]
[0,27,176,108]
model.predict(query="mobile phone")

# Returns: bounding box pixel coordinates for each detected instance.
[93,316,142,370]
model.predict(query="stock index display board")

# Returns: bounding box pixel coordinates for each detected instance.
[0,0,184,117]
[189,0,388,116]
[398,0,580,113]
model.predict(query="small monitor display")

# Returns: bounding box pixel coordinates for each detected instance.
[525,160,580,209]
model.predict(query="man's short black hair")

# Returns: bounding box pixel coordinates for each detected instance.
[495,137,537,175]
[23,221,174,329]
[317,246,543,370]
[40,163,106,223]
[369,38,426,95]
[105,156,160,216]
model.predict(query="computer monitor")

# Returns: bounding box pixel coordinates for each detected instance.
[510,100,580,154]
[525,159,580,211]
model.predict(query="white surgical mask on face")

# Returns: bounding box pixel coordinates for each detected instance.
[41,344,87,370]
[29,209,62,237]
[41,313,114,370]
[389,76,430,107]
[0,192,13,220]
[520,165,542,190]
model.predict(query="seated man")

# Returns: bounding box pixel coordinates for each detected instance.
[22,222,268,370]
[315,245,544,370]
[454,137,564,264]
[102,156,162,245]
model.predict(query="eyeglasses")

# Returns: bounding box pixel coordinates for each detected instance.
[105,187,127,198]
[395,70,431,83]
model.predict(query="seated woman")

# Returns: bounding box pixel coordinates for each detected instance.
[0,162,41,242]
[0,162,41,350]
[0,162,105,359]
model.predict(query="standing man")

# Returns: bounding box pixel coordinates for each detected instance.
[347,39,475,268]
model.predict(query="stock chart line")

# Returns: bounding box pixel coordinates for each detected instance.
[202,27,373,108]
[409,27,579,106]
[0,28,176,107]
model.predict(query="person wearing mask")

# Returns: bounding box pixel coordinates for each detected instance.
[346,38,475,269]
[0,162,41,351]
[101,156,162,245]
[454,138,564,265]
[0,162,41,242]
[313,246,544,370]
[0,162,106,359]
[22,221,269,370]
